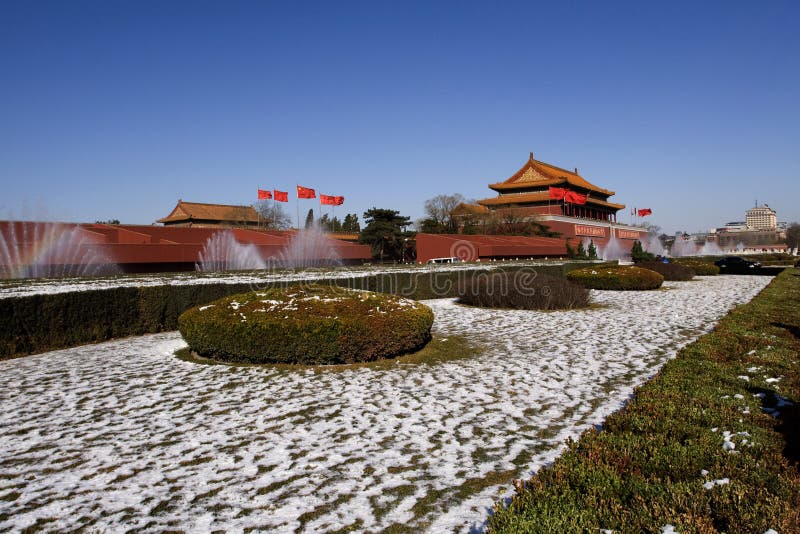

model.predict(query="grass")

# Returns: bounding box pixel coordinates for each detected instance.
[175,333,485,372]
[488,268,800,533]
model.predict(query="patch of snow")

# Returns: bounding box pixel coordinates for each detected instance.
[703,478,730,490]
[0,275,770,532]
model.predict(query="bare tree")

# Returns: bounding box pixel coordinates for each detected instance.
[423,194,465,233]
[253,201,292,230]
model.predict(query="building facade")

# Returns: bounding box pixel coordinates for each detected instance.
[745,205,777,230]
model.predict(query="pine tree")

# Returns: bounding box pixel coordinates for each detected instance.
[631,240,655,263]
[565,240,576,259]
[576,241,588,260]
[304,209,314,229]
[588,240,598,260]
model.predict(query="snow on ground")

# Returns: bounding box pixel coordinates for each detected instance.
[0,260,545,300]
[0,275,770,532]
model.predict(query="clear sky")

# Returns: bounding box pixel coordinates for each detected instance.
[1,0,798,234]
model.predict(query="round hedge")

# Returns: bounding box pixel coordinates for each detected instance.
[671,259,721,276]
[635,261,696,281]
[566,265,664,291]
[178,284,434,365]
[457,272,590,310]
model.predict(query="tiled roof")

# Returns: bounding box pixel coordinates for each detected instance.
[157,201,260,224]
[489,153,615,196]
[477,191,625,210]
[452,203,491,216]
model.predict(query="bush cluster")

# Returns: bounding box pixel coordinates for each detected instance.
[566,265,664,290]
[178,284,434,365]
[635,260,696,281]
[489,268,800,532]
[1,262,597,359]
[457,272,589,310]
[671,258,721,276]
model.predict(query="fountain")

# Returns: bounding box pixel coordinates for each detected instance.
[698,240,723,256]
[195,231,267,272]
[598,235,629,261]
[641,232,666,257]
[0,221,118,279]
[274,224,342,269]
[669,237,699,257]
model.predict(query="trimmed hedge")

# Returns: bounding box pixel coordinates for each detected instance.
[636,260,696,281]
[566,265,664,291]
[178,285,433,364]
[489,268,800,532]
[1,264,591,359]
[672,258,721,276]
[457,272,589,310]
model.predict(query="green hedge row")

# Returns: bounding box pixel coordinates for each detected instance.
[0,263,590,359]
[178,285,434,365]
[567,265,665,290]
[636,260,697,281]
[457,272,590,310]
[672,258,721,276]
[489,268,800,532]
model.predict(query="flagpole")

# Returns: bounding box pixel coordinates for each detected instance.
[296,188,300,230]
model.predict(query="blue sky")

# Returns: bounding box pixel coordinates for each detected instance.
[1,0,798,234]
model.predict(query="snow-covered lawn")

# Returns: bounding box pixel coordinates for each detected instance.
[0,276,770,532]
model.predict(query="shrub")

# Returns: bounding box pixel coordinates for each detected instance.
[457,272,590,310]
[636,261,696,281]
[1,264,597,360]
[631,240,656,263]
[566,265,664,290]
[177,284,434,365]
[672,258,721,276]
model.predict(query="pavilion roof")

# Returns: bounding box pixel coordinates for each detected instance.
[489,153,615,196]
[477,191,625,210]
[157,200,260,224]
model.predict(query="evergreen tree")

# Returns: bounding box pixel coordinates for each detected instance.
[588,240,598,260]
[304,208,314,229]
[342,213,361,232]
[631,240,655,263]
[565,240,576,259]
[359,208,412,262]
[576,241,588,260]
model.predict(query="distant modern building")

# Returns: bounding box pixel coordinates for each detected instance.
[158,200,261,228]
[710,204,785,253]
[745,204,777,230]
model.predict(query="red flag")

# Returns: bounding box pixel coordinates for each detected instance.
[638,208,652,217]
[320,194,337,205]
[297,185,316,199]
[333,196,344,206]
[273,190,289,202]
[257,189,272,200]
[548,186,567,200]
[564,191,587,204]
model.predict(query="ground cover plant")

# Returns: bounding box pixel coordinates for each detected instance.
[636,260,697,281]
[672,258,721,276]
[488,269,800,533]
[457,272,589,310]
[178,284,434,364]
[566,265,664,290]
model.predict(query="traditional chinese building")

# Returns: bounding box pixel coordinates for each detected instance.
[476,152,624,222]
[455,152,649,252]
[157,200,261,228]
